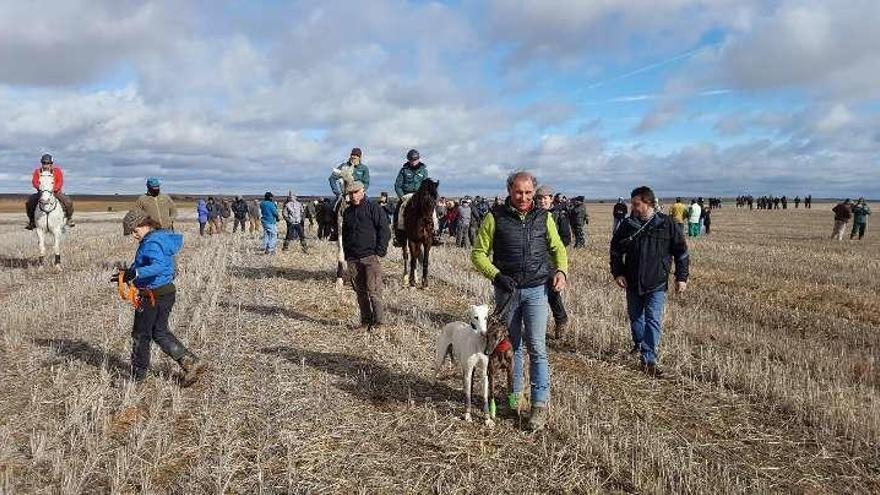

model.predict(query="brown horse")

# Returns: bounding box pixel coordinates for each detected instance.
[402,178,439,288]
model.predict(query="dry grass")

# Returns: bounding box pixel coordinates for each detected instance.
[0,204,878,493]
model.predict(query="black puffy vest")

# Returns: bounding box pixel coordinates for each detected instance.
[491,204,551,288]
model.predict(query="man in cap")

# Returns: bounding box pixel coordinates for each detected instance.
[282,192,308,253]
[831,199,853,241]
[612,197,628,233]
[134,178,177,230]
[392,149,441,246]
[260,192,280,254]
[850,198,870,240]
[536,185,570,339]
[25,153,75,229]
[341,181,390,331]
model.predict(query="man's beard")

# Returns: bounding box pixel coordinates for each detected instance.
[148,188,160,196]
[349,157,361,166]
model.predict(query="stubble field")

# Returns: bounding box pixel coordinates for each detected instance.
[0,203,877,494]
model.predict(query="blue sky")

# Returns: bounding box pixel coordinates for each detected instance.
[0,0,878,198]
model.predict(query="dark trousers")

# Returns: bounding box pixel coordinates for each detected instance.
[131,291,190,381]
[347,255,384,325]
[573,224,586,248]
[199,222,206,236]
[548,283,568,324]
[232,217,247,232]
[283,221,308,250]
[851,222,866,239]
[26,192,74,222]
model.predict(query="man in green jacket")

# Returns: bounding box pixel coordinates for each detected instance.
[471,171,568,432]
[134,178,177,230]
[392,149,440,246]
[851,198,871,240]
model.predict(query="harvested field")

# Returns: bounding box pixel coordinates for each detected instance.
[0,204,878,493]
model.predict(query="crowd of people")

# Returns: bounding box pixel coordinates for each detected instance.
[17,150,874,432]
[735,194,813,210]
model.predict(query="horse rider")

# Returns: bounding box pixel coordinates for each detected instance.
[134,177,177,230]
[26,154,75,229]
[392,149,441,246]
[471,171,568,432]
[329,147,370,199]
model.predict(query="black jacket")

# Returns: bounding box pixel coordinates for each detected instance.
[613,201,628,219]
[342,199,391,260]
[551,206,572,247]
[610,212,689,295]
[232,200,249,219]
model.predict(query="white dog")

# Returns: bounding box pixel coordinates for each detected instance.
[434,304,495,426]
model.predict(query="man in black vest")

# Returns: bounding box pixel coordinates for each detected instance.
[471,171,568,431]
[610,186,689,377]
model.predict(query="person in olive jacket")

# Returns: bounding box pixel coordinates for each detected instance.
[610,186,689,377]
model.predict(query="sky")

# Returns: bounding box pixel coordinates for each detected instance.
[0,0,878,198]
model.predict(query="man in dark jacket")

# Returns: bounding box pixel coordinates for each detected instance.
[831,199,853,240]
[570,196,589,248]
[538,186,570,339]
[342,181,390,330]
[231,196,249,233]
[552,194,572,247]
[610,186,689,377]
[612,197,628,232]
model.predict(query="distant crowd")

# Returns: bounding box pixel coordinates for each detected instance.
[735,194,813,210]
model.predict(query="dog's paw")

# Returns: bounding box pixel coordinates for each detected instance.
[464,412,472,422]
[485,418,495,428]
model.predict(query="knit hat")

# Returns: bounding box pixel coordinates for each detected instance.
[122,209,149,236]
[536,185,553,197]
[40,153,53,164]
[346,181,365,193]
[350,147,362,157]
[146,177,161,188]
[407,149,420,161]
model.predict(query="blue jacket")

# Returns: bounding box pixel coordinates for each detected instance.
[260,200,279,224]
[131,230,183,289]
[196,200,209,223]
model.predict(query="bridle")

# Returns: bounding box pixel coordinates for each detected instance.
[38,189,58,214]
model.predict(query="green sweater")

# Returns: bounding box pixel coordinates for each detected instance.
[471,208,568,281]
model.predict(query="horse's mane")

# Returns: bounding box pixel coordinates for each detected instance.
[404,179,438,238]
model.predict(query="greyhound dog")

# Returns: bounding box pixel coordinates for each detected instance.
[434,296,514,426]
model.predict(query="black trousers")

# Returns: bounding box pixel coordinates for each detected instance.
[131,291,190,380]
[232,217,247,232]
[548,284,568,324]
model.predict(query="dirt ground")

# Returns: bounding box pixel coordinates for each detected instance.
[0,203,877,493]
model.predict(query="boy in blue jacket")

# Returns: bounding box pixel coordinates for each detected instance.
[112,209,206,386]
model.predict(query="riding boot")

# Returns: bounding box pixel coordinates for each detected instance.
[432,234,443,246]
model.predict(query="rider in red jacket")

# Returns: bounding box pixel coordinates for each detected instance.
[26,154,75,229]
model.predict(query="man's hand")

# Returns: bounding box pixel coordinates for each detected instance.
[552,271,566,292]
[110,268,137,284]
[675,280,687,293]
[615,276,628,289]
[493,273,517,293]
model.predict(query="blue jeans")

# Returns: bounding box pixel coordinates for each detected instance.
[498,285,550,406]
[625,289,667,364]
[262,222,278,252]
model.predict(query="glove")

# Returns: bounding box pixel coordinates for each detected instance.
[110,268,137,283]
[493,273,517,293]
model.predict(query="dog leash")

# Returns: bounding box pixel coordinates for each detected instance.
[117,270,156,310]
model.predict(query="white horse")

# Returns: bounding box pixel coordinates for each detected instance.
[34,172,65,269]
